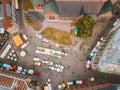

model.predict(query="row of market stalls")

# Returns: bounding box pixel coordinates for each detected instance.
[35,34,70,50]
[33,57,64,73]
[35,46,68,58]
[0,62,40,77]
[86,37,104,71]
[86,28,115,72]
[58,79,86,89]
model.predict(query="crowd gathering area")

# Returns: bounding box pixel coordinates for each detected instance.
[0,29,96,90]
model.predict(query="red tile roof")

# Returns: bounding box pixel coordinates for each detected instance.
[0,74,27,90]
[2,0,13,31]
[0,75,14,88]
[14,80,27,90]
[3,17,13,30]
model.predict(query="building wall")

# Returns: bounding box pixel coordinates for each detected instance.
[31,0,113,23]
[45,11,112,23]
[59,17,74,22]
[97,11,113,22]
[59,16,83,22]
[33,4,44,11]
[45,11,59,21]
[65,83,113,90]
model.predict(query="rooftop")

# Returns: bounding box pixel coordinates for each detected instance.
[12,34,24,47]
[56,1,104,17]
[0,73,28,90]
[0,0,13,31]
[98,28,120,74]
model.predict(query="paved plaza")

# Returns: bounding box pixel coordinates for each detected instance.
[3,16,109,89]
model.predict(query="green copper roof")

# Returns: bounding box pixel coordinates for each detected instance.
[45,0,59,14]
[98,0,112,15]
[31,0,45,4]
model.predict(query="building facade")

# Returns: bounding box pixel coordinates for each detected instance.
[31,0,113,22]
[91,27,120,75]
[65,82,118,90]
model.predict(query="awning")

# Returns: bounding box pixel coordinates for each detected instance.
[12,34,24,47]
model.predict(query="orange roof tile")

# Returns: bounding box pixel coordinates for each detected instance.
[2,0,14,31]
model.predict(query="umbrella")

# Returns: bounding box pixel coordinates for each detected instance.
[62,82,66,88]
[0,63,3,67]
[53,53,58,58]
[12,65,17,70]
[88,66,92,71]
[82,80,86,84]
[35,71,40,77]
[73,80,76,85]
[88,54,93,59]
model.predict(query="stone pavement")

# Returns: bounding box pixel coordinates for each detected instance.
[12,6,111,89]
[12,22,106,89]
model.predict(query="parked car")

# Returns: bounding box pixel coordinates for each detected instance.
[22,33,28,40]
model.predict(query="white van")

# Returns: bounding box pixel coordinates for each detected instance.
[22,33,28,40]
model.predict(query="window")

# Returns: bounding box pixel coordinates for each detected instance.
[50,16,51,19]
[41,4,43,7]
[38,4,43,7]
[49,16,55,20]
[38,4,40,7]
[52,16,55,20]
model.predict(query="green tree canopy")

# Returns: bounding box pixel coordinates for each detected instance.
[77,16,94,38]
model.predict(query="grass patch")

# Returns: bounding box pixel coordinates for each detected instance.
[23,0,33,11]
[41,27,72,45]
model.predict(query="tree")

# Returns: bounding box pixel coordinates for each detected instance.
[77,16,94,38]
